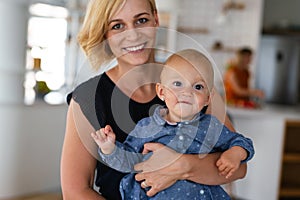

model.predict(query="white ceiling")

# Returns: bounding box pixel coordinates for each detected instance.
[10,0,88,8]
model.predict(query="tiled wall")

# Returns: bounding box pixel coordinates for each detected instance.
[168,0,264,90]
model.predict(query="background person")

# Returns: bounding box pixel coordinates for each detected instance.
[223,47,264,108]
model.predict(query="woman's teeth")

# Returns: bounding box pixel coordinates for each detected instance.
[125,44,145,52]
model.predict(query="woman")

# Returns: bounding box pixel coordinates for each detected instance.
[60,0,247,199]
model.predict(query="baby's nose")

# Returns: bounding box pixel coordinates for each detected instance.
[181,87,193,96]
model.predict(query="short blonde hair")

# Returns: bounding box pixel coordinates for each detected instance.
[78,0,157,70]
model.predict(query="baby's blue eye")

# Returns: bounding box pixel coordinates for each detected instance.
[194,84,204,90]
[173,81,182,87]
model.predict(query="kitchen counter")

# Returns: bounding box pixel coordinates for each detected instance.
[227,104,300,200]
[228,104,300,119]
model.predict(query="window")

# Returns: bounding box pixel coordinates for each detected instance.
[24,3,68,105]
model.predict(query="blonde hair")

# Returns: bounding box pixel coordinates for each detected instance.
[77,0,157,70]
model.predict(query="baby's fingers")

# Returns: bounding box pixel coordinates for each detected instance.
[104,125,113,133]
[219,166,232,176]
[225,169,235,179]
[91,132,98,139]
[91,131,105,147]
[97,129,108,140]
[91,130,107,143]
[217,162,226,172]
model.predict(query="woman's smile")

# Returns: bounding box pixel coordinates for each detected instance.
[123,42,147,53]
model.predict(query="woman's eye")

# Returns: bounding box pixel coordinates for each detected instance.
[112,23,124,30]
[136,18,148,25]
[173,81,182,87]
[194,84,204,90]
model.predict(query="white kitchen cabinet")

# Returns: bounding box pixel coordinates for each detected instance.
[227,105,300,200]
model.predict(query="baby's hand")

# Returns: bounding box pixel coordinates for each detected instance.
[216,146,246,179]
[91,125,116,155]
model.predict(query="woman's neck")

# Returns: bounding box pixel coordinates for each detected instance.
[106,62,162,103]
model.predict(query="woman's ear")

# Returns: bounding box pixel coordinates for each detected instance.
[154,11,159,27]
[156,83,164,101]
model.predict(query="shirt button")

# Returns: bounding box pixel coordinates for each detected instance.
[179,135,184,140]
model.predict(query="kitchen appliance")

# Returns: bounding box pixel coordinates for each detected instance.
[255,34,300,105]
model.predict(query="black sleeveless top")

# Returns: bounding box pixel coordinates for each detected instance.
[67,73,164,199]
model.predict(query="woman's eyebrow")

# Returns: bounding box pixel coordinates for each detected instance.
[134,12,150,18]
[109,12,150,24]
[108,19,121,25]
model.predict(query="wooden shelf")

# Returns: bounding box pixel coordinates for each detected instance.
[286,120,300,127]
[211,47,237,53]
[177,26,209,34]
[263,28,300,37]
[279,120,300,199]
[283,153,300,163]
[280,188,300,197]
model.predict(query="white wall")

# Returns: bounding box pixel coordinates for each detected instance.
[263,0,300,29]
[0,1,28,104]
[0,1,67,198]
[0,103,67,199]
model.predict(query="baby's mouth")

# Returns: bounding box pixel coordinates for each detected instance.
[178,100,192,105]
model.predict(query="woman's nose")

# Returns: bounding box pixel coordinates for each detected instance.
[125,28,139,41]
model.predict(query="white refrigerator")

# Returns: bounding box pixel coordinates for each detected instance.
[256,35,300,105]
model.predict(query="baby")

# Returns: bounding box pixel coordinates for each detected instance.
[92,49,254,200]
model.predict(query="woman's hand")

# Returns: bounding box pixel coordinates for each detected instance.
[134,143,187,197]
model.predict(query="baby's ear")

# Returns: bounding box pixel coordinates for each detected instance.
[156,83,164,101]
[210,87,216,98]
[206,88,215,105]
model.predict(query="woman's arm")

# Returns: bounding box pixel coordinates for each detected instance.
[60,100,105,200]
[182,152,247,184]
[135,143,246,197]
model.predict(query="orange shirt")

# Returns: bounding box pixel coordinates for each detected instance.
[224,65,250,104]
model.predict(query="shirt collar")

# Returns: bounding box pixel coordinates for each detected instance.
[152,105,204,126]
